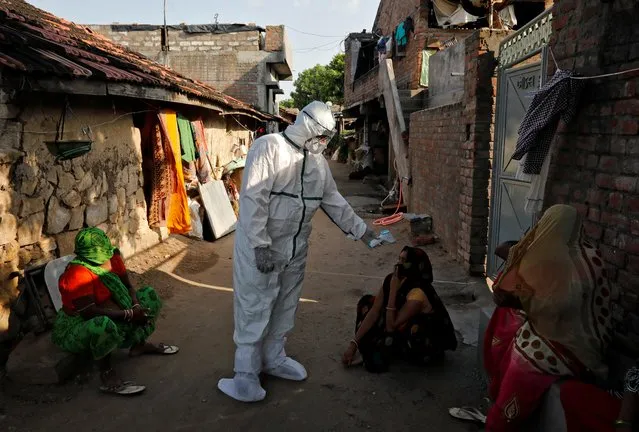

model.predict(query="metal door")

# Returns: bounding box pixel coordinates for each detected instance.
[486,63,542,277]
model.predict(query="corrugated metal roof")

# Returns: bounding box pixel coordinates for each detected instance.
[0,0,281,122]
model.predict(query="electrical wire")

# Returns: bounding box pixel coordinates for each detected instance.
[285,25,345,38]
[21,109,155,135]
[294,38,345,52]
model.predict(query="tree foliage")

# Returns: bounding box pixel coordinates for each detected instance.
[279,99,295,108]
[288,53,345,109]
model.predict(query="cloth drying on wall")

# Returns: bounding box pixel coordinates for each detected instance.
[513,69,584,174]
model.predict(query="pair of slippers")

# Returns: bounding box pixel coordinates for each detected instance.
[99,343,179,396]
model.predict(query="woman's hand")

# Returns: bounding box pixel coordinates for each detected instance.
[342,342,358,366]
[130,307,151,324]
[390,265,406,294]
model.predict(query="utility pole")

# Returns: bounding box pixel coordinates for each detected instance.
[161,0,170,66]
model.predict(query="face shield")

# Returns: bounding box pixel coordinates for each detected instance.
[302,110,336,154]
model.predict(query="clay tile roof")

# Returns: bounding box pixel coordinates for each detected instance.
[0,0,281,122]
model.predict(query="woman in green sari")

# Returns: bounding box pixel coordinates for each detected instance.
[52,228,178,395]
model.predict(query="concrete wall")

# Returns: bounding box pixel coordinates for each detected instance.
[428,40,465,107]
[90,25,286,113]
[543,0,639,353]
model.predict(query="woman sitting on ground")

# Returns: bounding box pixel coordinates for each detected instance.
[342,246,457,372]
[483,204,614,430]
[52,227,178,396]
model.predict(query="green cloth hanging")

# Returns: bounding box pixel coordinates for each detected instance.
[177,114,198,163]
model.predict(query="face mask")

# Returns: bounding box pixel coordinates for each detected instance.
[304,136,329,154]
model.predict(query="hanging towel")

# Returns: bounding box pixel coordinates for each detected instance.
[513,69,584,174]
[395,22,407,47]
[177,114,198,163]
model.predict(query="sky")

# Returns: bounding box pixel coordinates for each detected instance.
[27,0,379,99]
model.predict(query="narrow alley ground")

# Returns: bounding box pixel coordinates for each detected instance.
[2,162,488,431]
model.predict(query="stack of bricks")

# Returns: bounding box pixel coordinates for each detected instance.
[544,0,639,350]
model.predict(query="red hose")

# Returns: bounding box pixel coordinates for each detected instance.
[373,181,404,226]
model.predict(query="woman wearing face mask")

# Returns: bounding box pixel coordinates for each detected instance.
[342,246,457,372]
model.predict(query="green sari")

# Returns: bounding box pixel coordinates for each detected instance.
[52,228,162,359]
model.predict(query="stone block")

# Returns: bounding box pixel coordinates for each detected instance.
[18,247,32,267]
[20,197,44,217]
[0,104,18,120]
[108,195,119,215]
[0,190,13,214]
[85,200,108,226]
[38,236,57,253]
[76,171,93,192]
[1,121,23,149]
[126,170,138,196]
[135,188,145,206]
[17,211,44,246]
[72,164,85,182]
[68,205,85,231]
[0,213,17,246]
[61,190,82,208]
[46,168,57,185]
[117,187,126,209]
[0,240,19,265]
[39,178,54,203]
[56,172,75,195]
[101,171,109,196]
[55,230,79,257]
[46,197,71,235]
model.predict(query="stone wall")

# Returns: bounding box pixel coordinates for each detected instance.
[409,29,507,274]
[0,92,161,282]
[543,0,639,352]
[90,25,273,111]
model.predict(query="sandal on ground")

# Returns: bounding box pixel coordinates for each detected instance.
[448,406,487,423]
[129,343,179,357]
[99,382,146,396]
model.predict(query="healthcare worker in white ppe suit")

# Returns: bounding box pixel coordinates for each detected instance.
[218,101,377,402]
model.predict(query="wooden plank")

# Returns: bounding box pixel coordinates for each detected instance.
[30,79,107,96]
[378,59,410,200]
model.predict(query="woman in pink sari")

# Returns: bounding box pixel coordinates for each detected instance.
[484,204,615,430]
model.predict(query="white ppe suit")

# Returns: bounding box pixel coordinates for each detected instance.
[218,102,369,402]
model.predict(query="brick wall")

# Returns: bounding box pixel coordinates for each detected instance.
[409,29,506,274]
[90,26,269,110]
[344,0,472,109]
[265,25,284,52]
[543,0,639,350]
[410,103,464,254]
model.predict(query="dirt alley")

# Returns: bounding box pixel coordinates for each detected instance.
[1,162,487,431]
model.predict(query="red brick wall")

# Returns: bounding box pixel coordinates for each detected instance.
[345,65,380,108]
[409,30,506,274]
[410,103,464,254]
[544,0,639,347]
[265,26,284,52]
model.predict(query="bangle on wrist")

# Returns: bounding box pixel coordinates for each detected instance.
[350,339,359,350]
[386,306,396,311]
[615,419,632,428]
